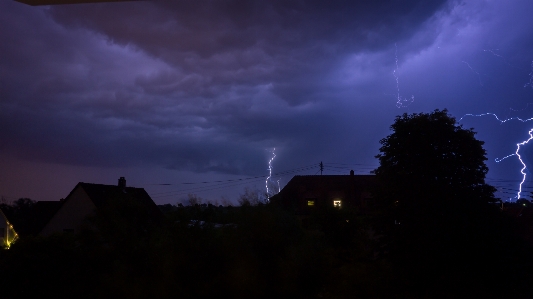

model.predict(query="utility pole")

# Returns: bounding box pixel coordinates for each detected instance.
[319,161,324,175]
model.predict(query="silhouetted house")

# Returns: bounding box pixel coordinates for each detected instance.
[270,171,377,214]
[40,177,161,236]
[0,209,18,248]
[21,201,63,236]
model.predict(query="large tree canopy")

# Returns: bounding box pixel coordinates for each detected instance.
[370,111,533,298]
[374,109,495,203]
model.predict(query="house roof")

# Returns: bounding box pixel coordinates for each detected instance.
[270,174,377,204]
[68,182,163,222]
[25,201,63,236]
[282,174,377,190]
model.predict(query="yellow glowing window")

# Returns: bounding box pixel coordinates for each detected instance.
[307,200,315,206]
[333,200,342,208]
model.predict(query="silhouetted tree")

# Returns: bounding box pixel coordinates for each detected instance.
[238,187,266,206]
[374,109,495,214]
[370,109,531,297]
[187,193,203,206]
[0,198,36,235]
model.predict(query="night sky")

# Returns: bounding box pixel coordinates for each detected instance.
[2,0,533,204]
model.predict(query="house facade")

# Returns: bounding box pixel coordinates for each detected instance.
[270,171,377,214]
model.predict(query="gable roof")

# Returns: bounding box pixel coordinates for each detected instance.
[68,182,162,222]
[272,174,377,199]
[281,174,377,190]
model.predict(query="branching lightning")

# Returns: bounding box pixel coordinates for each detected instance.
[509,103,533,112]
[512,129,533,199]
[525,60,533,89]
[460,112,533,200]
[461,61,484,86]
[458,54,533,200]
[459,113,533,124]
[483,49,505,60]
[483,49,525,72]
[393,43,414,108]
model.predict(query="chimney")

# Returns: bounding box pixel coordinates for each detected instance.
[118,177,126,189]
[350,170,354,176]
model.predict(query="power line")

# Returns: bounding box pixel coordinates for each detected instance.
[149,164,318,187]
[150,164,319,199]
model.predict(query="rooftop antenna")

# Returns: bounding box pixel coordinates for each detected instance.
[319,161,324,175]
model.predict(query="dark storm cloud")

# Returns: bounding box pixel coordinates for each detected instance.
[6,0,533,203]
[47,0,447,104]
[1,0,449,177]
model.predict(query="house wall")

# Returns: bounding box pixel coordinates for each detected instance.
[40,186,96,236]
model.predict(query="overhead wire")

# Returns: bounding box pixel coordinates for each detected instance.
[150,164,319,199]
[150,162,378,199]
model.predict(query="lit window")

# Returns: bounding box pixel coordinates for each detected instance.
[333,200,342,208]
[307,200,315,206]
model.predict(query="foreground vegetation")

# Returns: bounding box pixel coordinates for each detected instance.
[0,201,531,299]
[0,203,381,299]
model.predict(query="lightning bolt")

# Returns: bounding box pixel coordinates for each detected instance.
[457,51,533,201]
[393,43,414,108]
[265,148,277,200]
[525,60,533,89]
[461,61,484,86]
[482,48,529,75]
[509,103,533,112]
[459,113,533,124]
[483,49,506,62]
[512,129,533,199]
[460,113,533,200]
